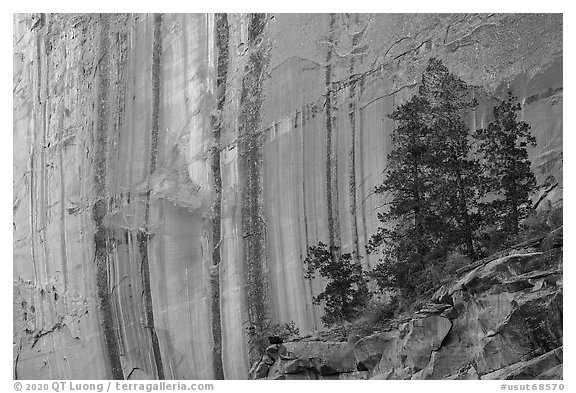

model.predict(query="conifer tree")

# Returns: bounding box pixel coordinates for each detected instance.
[369,58,483,297]
[474,92,537,237]
[367,95,445,296]
[418,58,483,259]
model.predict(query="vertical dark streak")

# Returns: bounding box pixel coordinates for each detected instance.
[358,92,370,268]
[40,14,51,280]
[149,14,162,178]
[29,150,37,283]
[14,341,20,380]
[348,24,361,267]
[92,14,124,380]
[59,132,69,291]
[59,25,69,290]
[301,104,317,328]
[239,13,271,366]
[324,14,341,257]
[210,12,228,380]
[301,106,310,246]
[139,13,165,380]
[30,15,45,285]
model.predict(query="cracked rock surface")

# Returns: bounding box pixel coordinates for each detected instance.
[250,238,562,380]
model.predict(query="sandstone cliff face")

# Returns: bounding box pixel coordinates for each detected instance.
[13,13,562,379]
[250,233,563,380]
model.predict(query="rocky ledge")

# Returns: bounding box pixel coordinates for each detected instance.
[250,230,563,380]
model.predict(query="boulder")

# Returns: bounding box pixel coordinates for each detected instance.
[266,357,315,380]
[262,341,358,379]
[282,341,357,375]
[371,247,562,381]
[353,330,397,372]
[376,315,452,377]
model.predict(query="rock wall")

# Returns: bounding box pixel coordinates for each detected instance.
[13,13,562,379]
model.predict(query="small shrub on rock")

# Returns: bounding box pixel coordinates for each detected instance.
[304,242,370,326]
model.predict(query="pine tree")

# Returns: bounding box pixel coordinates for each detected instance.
[369,58,484,298]
[474,92,537,237]
[367,95,445,296]
[418,58,483,259]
